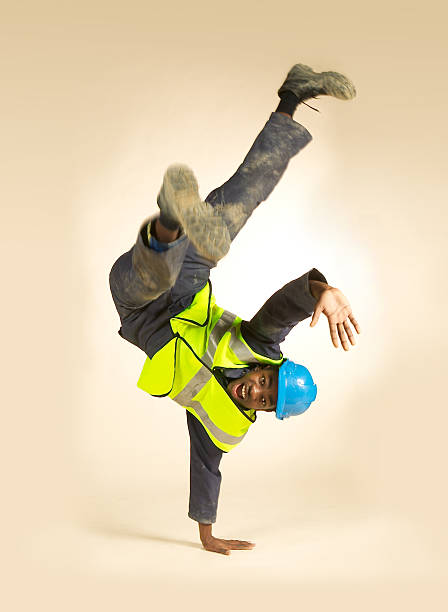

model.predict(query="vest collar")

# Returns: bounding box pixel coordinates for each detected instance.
[212,366,257,423]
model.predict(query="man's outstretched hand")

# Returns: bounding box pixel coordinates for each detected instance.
[309,280,361,350]
[199,523,255,556]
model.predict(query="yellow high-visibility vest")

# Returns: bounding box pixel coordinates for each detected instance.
[137,282,283,451]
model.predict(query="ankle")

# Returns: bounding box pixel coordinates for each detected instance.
[151,218,180,243]
[275,91,300,117]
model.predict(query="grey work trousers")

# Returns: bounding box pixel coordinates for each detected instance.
[109,112,312,358]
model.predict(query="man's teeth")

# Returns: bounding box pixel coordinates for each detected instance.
[235,383,248,401]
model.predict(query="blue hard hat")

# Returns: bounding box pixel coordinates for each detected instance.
[276,360,317,420]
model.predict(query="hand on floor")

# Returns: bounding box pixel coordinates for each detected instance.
[201,534,255,556]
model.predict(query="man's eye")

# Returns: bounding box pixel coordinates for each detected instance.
[261,376,265,385]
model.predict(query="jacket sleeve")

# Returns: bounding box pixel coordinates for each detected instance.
[240,268,327,358]
[186,411,223,524]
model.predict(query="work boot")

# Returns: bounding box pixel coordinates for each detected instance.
[157,164,231,261]
[278,63,356,103]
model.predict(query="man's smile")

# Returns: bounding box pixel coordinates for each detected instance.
[231,382,249,401]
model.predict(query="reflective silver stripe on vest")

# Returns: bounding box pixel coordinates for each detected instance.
[202,310,236,368]
[173,309,236,405]
[172,309,244,446]
[189,400,247,445]
[228,326,255,363]
[174,366,213,406]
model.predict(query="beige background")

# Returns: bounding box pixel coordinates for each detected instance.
[2,1,447,610]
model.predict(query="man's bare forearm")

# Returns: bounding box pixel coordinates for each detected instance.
[199,522,212,545]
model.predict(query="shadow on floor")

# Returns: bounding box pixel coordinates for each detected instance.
[82,522,202,550]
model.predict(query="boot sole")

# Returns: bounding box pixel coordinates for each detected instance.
[278,63,356,100]
[158,165,230,261]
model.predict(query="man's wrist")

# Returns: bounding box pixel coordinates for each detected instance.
[309,279,330,300]
[198,522,213,544]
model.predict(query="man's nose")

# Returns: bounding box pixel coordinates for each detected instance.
[250,383,261,400]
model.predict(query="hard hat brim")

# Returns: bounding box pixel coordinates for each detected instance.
[275,360,289,420]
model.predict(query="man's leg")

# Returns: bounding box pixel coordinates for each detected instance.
[167,112,311,309]
[110,164,232,339]
[206,62,356,241]
[112,62,356,319]
[170,62,356,308]
[110,111,309,319]
[109,217,189,323]
[205,112,312,241]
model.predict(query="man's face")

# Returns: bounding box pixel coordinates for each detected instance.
[227,366,278,412]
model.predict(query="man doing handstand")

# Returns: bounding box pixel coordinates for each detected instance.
[109,62,360,555]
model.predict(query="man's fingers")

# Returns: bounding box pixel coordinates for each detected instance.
[329,314,360,350]
[310,306,322,327]
[203,537,255,555]
[343,320,356,346]
[224,539,255,550]
[337,322,350,351]
[329,321,339,347]
[348,313,361,334]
